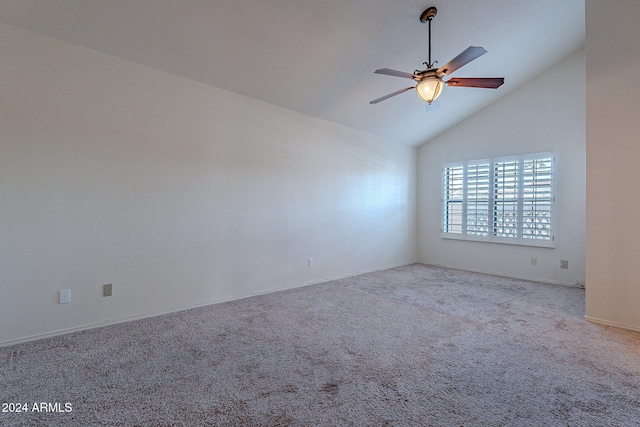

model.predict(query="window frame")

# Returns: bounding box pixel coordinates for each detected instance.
[441,152,556,248]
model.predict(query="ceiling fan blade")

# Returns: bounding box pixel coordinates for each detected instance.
[446,77,505,89]
[436,46,487,76]
[369,86,415,104]
[374,68,418,79]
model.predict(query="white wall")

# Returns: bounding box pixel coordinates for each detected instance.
[0,23,417,345]
[417,49,586,285]
[585,1,640,331]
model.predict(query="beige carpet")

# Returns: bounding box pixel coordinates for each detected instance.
[1,264,639,426]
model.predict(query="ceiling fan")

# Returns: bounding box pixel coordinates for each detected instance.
[370,7,504,106]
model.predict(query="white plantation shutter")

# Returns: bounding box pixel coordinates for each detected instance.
[441,153,555,247]
[522,157,553,241]
[466,163,490,236]
[493,159,519,238]
[442,166,464,234]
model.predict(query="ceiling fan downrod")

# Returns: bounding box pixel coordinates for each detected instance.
[420,7,438,69]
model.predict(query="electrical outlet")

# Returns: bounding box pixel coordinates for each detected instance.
[103,284,112,297]
[59,289,71,304]
[308,258,314,267]
[531,257,537,265]
[561,260,569,269]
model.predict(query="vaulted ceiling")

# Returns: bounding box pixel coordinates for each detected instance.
[0,0,584,146]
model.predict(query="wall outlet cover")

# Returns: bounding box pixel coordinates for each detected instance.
[59,289,71,304]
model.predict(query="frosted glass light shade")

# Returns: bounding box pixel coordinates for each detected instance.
[416,77,443,104]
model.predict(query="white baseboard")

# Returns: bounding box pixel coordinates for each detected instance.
[422,262,583,288]
[1,262,413,347]
[584,316,640,333]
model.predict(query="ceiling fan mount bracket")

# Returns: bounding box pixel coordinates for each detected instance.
[420,7,437,23]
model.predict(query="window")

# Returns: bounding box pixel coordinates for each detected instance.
[441,153,555,247]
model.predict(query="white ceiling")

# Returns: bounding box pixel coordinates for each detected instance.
[0,0,585,146]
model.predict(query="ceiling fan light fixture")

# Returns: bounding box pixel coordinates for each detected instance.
[416,77,443,104]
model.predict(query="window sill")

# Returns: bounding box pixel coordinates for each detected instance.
[441,233,555,248]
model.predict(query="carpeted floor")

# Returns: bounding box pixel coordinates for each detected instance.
[2,264,639,426]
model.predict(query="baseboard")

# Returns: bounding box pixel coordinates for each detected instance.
[1,262,413,347]
[584,316,640,333]
[421,262,583,288]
